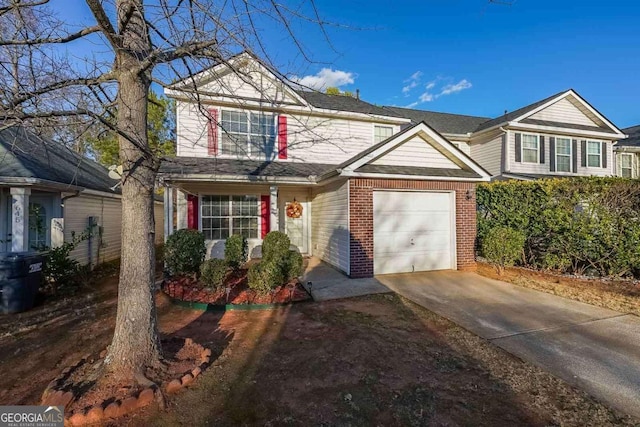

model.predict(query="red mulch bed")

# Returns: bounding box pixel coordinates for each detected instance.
[163,268,311,305]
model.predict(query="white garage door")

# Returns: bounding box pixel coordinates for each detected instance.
[373,191,455,274]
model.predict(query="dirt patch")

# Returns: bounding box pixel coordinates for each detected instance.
[2,271,637,426]
[477,261,640,316]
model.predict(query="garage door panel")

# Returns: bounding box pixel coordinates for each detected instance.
[373,191,455,274]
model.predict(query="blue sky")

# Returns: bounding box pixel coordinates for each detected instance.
[60,1,639,128]
[278,0,640,128]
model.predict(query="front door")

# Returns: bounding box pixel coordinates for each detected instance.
[284,198,308,254]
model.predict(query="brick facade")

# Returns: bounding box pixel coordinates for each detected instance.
[349,178,477,278]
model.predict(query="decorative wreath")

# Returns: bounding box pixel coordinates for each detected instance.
[286,200,303,218]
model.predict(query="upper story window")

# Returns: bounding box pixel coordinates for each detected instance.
[620,153,634,178]
[555,137,572,172]
[374,126,393,143]
[220,110,275,158]
[522,134,539,163]
[587,141,602,167]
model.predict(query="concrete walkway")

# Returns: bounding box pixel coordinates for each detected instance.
[302,257,391,301]
[377,270,640,419]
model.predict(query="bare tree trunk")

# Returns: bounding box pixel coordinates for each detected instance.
[104,0,162,380]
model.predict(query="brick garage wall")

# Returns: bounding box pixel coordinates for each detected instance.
[349,178,477,278]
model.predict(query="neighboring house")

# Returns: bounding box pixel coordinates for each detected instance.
[386,89,626,180]
[159,52,491,277]
[613,125,640,178]
[0,126,164,266]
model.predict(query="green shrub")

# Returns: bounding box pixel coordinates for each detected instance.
[225,234,247,270]
[165,229,206,275]
[262,231,290,263]
[480,227,525,273]
[284,250,304,280]
[200,258,228,290]
[248,260,285,294]
[42,229,91,295]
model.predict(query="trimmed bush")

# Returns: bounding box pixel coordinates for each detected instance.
[262,231,290,263]
[225,234,248,270]
[480,227,525,274]
[248,260,285,294]
[284,250,304,280]
[165,229,206,275]
[200,258,228,290]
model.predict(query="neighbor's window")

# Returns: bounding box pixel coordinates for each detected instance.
[587,141,602,167]
[220,110,275,158]
[621,154,634,178]
[522,134,539,163]
[374,126,393,143]
[200,195,259,240]
[555,137,572,172]
[28,203,47,250]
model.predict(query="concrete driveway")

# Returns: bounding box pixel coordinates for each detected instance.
[377,270,640,419]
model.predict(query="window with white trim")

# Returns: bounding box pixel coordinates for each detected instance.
[587,141,601,167]
[555,137,571,172]
[220,110,275,158]
[201,195,259,240]
[620,153,634,178]
[374,125,393,143]
[522,134,539,163]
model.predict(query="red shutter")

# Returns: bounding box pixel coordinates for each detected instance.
[260,195,270,238]
[277,115,287,159]
[207,108,218,155]
[187,195,198,229]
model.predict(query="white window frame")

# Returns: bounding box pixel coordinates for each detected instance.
[586,140,602,168]
[521,133,540,164]
[620,153,634,178]
[555,137,572,173]
[373,125,394,144]
[199,195,261,240]
[219,109,276,158]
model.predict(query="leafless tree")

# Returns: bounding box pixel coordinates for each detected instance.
[0,0,338,389]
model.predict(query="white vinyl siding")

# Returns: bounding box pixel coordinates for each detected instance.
[374,125,393,143]
[175,101,402,163]
[555,137,572,172]
[529,98,600,127]
[371,135,460,169]
[311,180,349,274]
[522,134,539,163]
[469,134,503,176]
[507,132,614,176]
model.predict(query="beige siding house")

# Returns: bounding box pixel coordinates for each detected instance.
[0,126,163,266]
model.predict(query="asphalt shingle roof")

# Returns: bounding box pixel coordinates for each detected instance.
[383,106,491,135]
[355,164,480,179]
[520,119,616,134]
[618,125,640,147]
[0,126,118,192]
[294,90,403,118]
[159,157,335,178]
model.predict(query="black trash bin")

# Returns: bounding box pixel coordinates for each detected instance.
[0,252,46,314]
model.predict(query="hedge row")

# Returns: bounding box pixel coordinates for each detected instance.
[477,177,640,278]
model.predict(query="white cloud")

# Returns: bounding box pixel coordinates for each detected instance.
[405,76,473,107]
[402,71,423,95]
[439,79,472,96]
[292,68,355,90]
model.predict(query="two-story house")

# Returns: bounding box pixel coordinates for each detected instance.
[614,125,640,178]
[386,89,626,180]
[159,52,491,278]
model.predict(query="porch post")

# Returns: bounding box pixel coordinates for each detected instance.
[269,185,279,232]
[176,190,187,230]
[163,186,174,242]
[10,187,30,252]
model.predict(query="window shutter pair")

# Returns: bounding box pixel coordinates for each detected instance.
[514,133,545,163]
[580,140,608,168]
[206,109,288,159]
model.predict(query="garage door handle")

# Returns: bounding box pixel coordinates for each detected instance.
[410,238,415,245]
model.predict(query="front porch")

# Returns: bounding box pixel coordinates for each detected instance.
[163,181,313,258]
